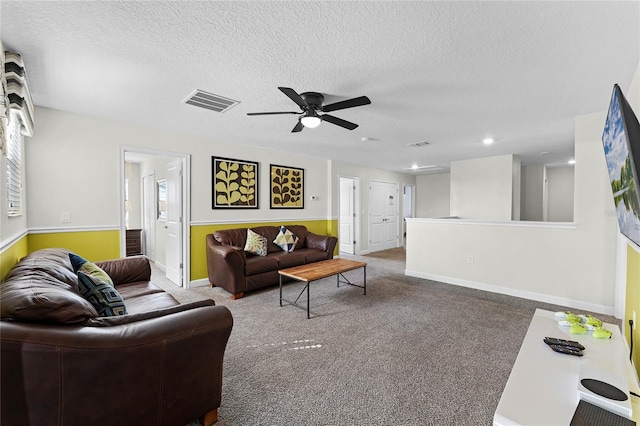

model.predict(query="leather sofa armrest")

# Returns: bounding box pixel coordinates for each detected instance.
[96,255,151,285]
[206,235,247,295]
[306,232,338,256]
[1,304,233,425]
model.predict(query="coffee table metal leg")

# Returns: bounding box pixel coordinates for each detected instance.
[364,266,366,295]
[307,281,310,319]
[279,274,283,307]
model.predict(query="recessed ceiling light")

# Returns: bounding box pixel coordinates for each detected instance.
[483,138,494,145]
[539,151,552,156]
[403,165,440,171]
[568,159,576,165]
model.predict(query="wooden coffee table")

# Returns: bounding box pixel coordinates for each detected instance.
[278,258,367,319]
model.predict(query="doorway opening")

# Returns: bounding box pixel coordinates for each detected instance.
[403,184,415,245]
[120,147,190,287]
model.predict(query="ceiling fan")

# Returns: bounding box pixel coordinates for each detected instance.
[247,87,371,132]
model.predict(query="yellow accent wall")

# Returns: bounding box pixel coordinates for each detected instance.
[190,219,338,281]
[626,244,640,377]
[27,230,121,262]
[0,235,28,281]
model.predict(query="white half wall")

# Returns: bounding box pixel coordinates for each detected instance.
[406,111,618,315]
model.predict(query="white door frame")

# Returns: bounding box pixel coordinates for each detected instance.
[339,175,361,255]
[119,146,191,288]
[141,172,156,260]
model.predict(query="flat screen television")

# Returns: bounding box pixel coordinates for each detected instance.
[602,84,640,248]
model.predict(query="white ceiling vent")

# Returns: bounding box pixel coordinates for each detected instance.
[183,90,239,113]
[407,141,430,147]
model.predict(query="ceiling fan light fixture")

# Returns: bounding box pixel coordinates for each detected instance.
[301,114,321,128]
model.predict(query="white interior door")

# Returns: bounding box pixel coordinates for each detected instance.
[142,174,156,260]
[370,181,399,253]
[165,159,183,286]
[339,177,355,254]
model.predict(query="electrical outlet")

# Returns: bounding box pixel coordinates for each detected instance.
[467,255,474,264]
[61,212,71,223]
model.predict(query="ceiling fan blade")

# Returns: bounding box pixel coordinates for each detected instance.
[291,121,304,133]
[247,111,299,116]
[321,96,371,113]
[278,87,308,109]
[321,114,359,130]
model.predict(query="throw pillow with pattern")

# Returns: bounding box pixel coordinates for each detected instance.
[273,226,299,253]
[77,271,127,317]
[69,253,114,286]
[244,229,268,256]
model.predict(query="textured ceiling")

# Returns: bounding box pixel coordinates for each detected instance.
[2,1,639,174]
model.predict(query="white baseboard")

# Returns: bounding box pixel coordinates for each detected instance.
[189,278,210,288]
[405,269,614,316]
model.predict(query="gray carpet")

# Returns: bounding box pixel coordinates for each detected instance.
[151,250,618,425]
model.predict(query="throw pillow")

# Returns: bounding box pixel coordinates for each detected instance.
[273,226,299,252]
[69,253,113,286]
[77,271,127,317]
[244,229,268,256]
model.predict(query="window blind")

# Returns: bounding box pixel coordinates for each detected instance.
[7,111,22,216]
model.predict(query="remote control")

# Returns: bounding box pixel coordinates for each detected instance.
[543,337,585,351]
[548,344,583,356]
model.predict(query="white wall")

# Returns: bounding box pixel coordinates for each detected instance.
[330,160,415,254]
[521,164,544,221]
[546,165,575,222]
[406,110,619,315]
[450,154,516,221]
[415,173,450,218]
[25,107,332,234]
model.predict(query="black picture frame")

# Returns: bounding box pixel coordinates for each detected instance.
[212,156,259,209]
[270,164,304,209]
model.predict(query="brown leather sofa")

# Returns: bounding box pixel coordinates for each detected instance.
[0,248,233,426]
[206,225,338,299]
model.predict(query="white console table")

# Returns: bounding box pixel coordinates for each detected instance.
[494,309,640,425]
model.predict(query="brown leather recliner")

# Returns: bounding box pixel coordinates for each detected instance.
[0,248,233,426]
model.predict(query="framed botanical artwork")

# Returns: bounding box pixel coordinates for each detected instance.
[270,164,304,209]
[212,156,258,209]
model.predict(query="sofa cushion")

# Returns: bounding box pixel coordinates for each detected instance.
[250,226,282,253]
[244,229,268,256]
[285,225,309,248]
[1,248,99,323]
[124,292,180,315]
[115,281,165,299]
[270,251,306,269]
[245,255,279,276]
[69,253,113,286]
[96,256,151,285]
[273,226,299,252]
[77,271,127,317]
[214,228,248,248]
[295,248,330,263]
